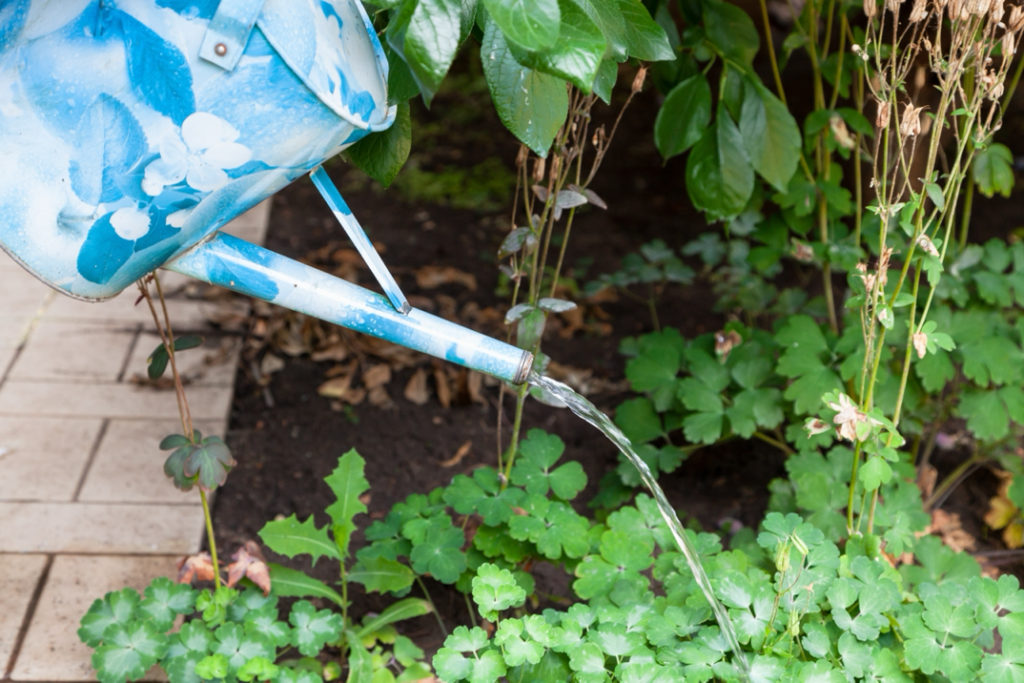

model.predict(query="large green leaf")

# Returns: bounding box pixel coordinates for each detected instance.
[685,111,754,218]
[616,0,674,61]
[509,0,606,92]
[739,79,800,191]
[702,0,759,66]
[267,563,344,608]
[654,73,712,160]
[258,514,341,566]
[324,449,369,560]
[482,18,569,156]
[346,101,411,187]
[348,556,415,594]
[404,0,465,101]
[482,0,561,51]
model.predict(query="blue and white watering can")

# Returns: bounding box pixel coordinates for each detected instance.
[0,0,532,384]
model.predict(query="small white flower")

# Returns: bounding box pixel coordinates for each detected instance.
[110,207,150,240]
[142,112,251,196]
[827,393,879,442]
[913,331,929,358]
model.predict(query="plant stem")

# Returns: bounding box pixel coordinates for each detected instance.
[502,383,530,486]
[925,450,986,510]
[199,489,221,589]
[957,173,975,251]
[416,576,448,636]
[758,0,788,104]
[752,430,794,455]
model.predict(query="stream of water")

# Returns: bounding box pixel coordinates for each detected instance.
[530,373,749,676]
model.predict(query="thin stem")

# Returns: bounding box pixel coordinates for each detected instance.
[752,430,795,455]
[957,172,975,251]
[758,0,788,104]
[925,450,986,510]
[847,441,863,532]
[415,576,448,636]
[200,489,221,589]
[502,383,530,487]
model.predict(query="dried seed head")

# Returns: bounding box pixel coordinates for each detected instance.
[1004,31,1017,58]
[549,155,562,182]
[948,0,967,20]
[865,0,879,18]
[632,65,648,94]
[910,0,929,20]
[886,0,903,13]
[591,125,606,149]
[990,0,1005,22]
[1009,5,1024,30]
[900,104,924,136]
[876,99,892,129]
[933,0,948,9]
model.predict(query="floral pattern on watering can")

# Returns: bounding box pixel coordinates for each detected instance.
[0,0,394,300]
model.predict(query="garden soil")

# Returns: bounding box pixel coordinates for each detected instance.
[208,67,1024,656]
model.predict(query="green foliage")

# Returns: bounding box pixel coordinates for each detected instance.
[160,431,236,494]
[81,450,431,681]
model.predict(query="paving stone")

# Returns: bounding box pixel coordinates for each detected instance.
[0,417,103,502]
[0,502,204,554]
[78,418,223,504]
[221,200,271,244]
[0,380,233,421]
[124,333,240,388]
[8,320,138,383]
[0,315,35,348]
[43,288,215,331]
[9,554,176,681]
[0,554,47,676]
[0,265,54,318]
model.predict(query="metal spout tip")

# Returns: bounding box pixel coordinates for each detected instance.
[512,351,534,385]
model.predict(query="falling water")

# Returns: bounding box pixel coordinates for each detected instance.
[530,372,749,676]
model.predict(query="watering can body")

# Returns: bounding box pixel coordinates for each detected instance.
[0,0,532,384]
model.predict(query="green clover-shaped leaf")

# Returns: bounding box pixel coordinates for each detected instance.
[162,434,235,493]
[91,621,167,683]
[243,604,292,649]
[79,588,141,647]
[472,563,527,620]
[289,600,344,657]
[404,515,466,583]
[139,577,196,632]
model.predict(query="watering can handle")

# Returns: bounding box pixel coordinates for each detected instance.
[310,166,411,315]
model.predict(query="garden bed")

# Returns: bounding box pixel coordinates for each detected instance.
[208,67,1024,661]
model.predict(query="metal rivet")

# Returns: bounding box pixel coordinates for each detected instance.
[214,42,228,57]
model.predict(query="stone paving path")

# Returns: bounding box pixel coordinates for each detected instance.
[0,202,269,681]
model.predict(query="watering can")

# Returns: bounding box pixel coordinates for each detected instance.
[0,0,532,385]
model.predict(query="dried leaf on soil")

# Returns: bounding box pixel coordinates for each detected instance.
[928,508,977,553]
[225,540,271,595]
[415,266,477,290]
[177,552,215,584]
[434,365,451,408]
[363,364,392,389]
[405,368,430,405]
[441,441,472,467]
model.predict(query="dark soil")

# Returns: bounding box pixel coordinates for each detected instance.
[209,62,1024,656]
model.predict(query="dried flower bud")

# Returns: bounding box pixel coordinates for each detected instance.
[792,240,815,262]
[933,0,948,9]
[916,234,940,256]
[549,155,562,183]
[865,0,878,18]
[909,0,929,20]
[805,418,831,436]
[886,0,903,13]
[900,104,924,137]
[1004,31,1017,58]
[532,157,546,183]
[714,330,743,360]
[912,331,928,358]
[632,65,648,94]
[829,115,856,150]
[591,125,606,149]
[515,145,529,169]
[948,0,967,20]
[876,99,892,129]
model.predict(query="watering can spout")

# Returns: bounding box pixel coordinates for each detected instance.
[166,232,534,385]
